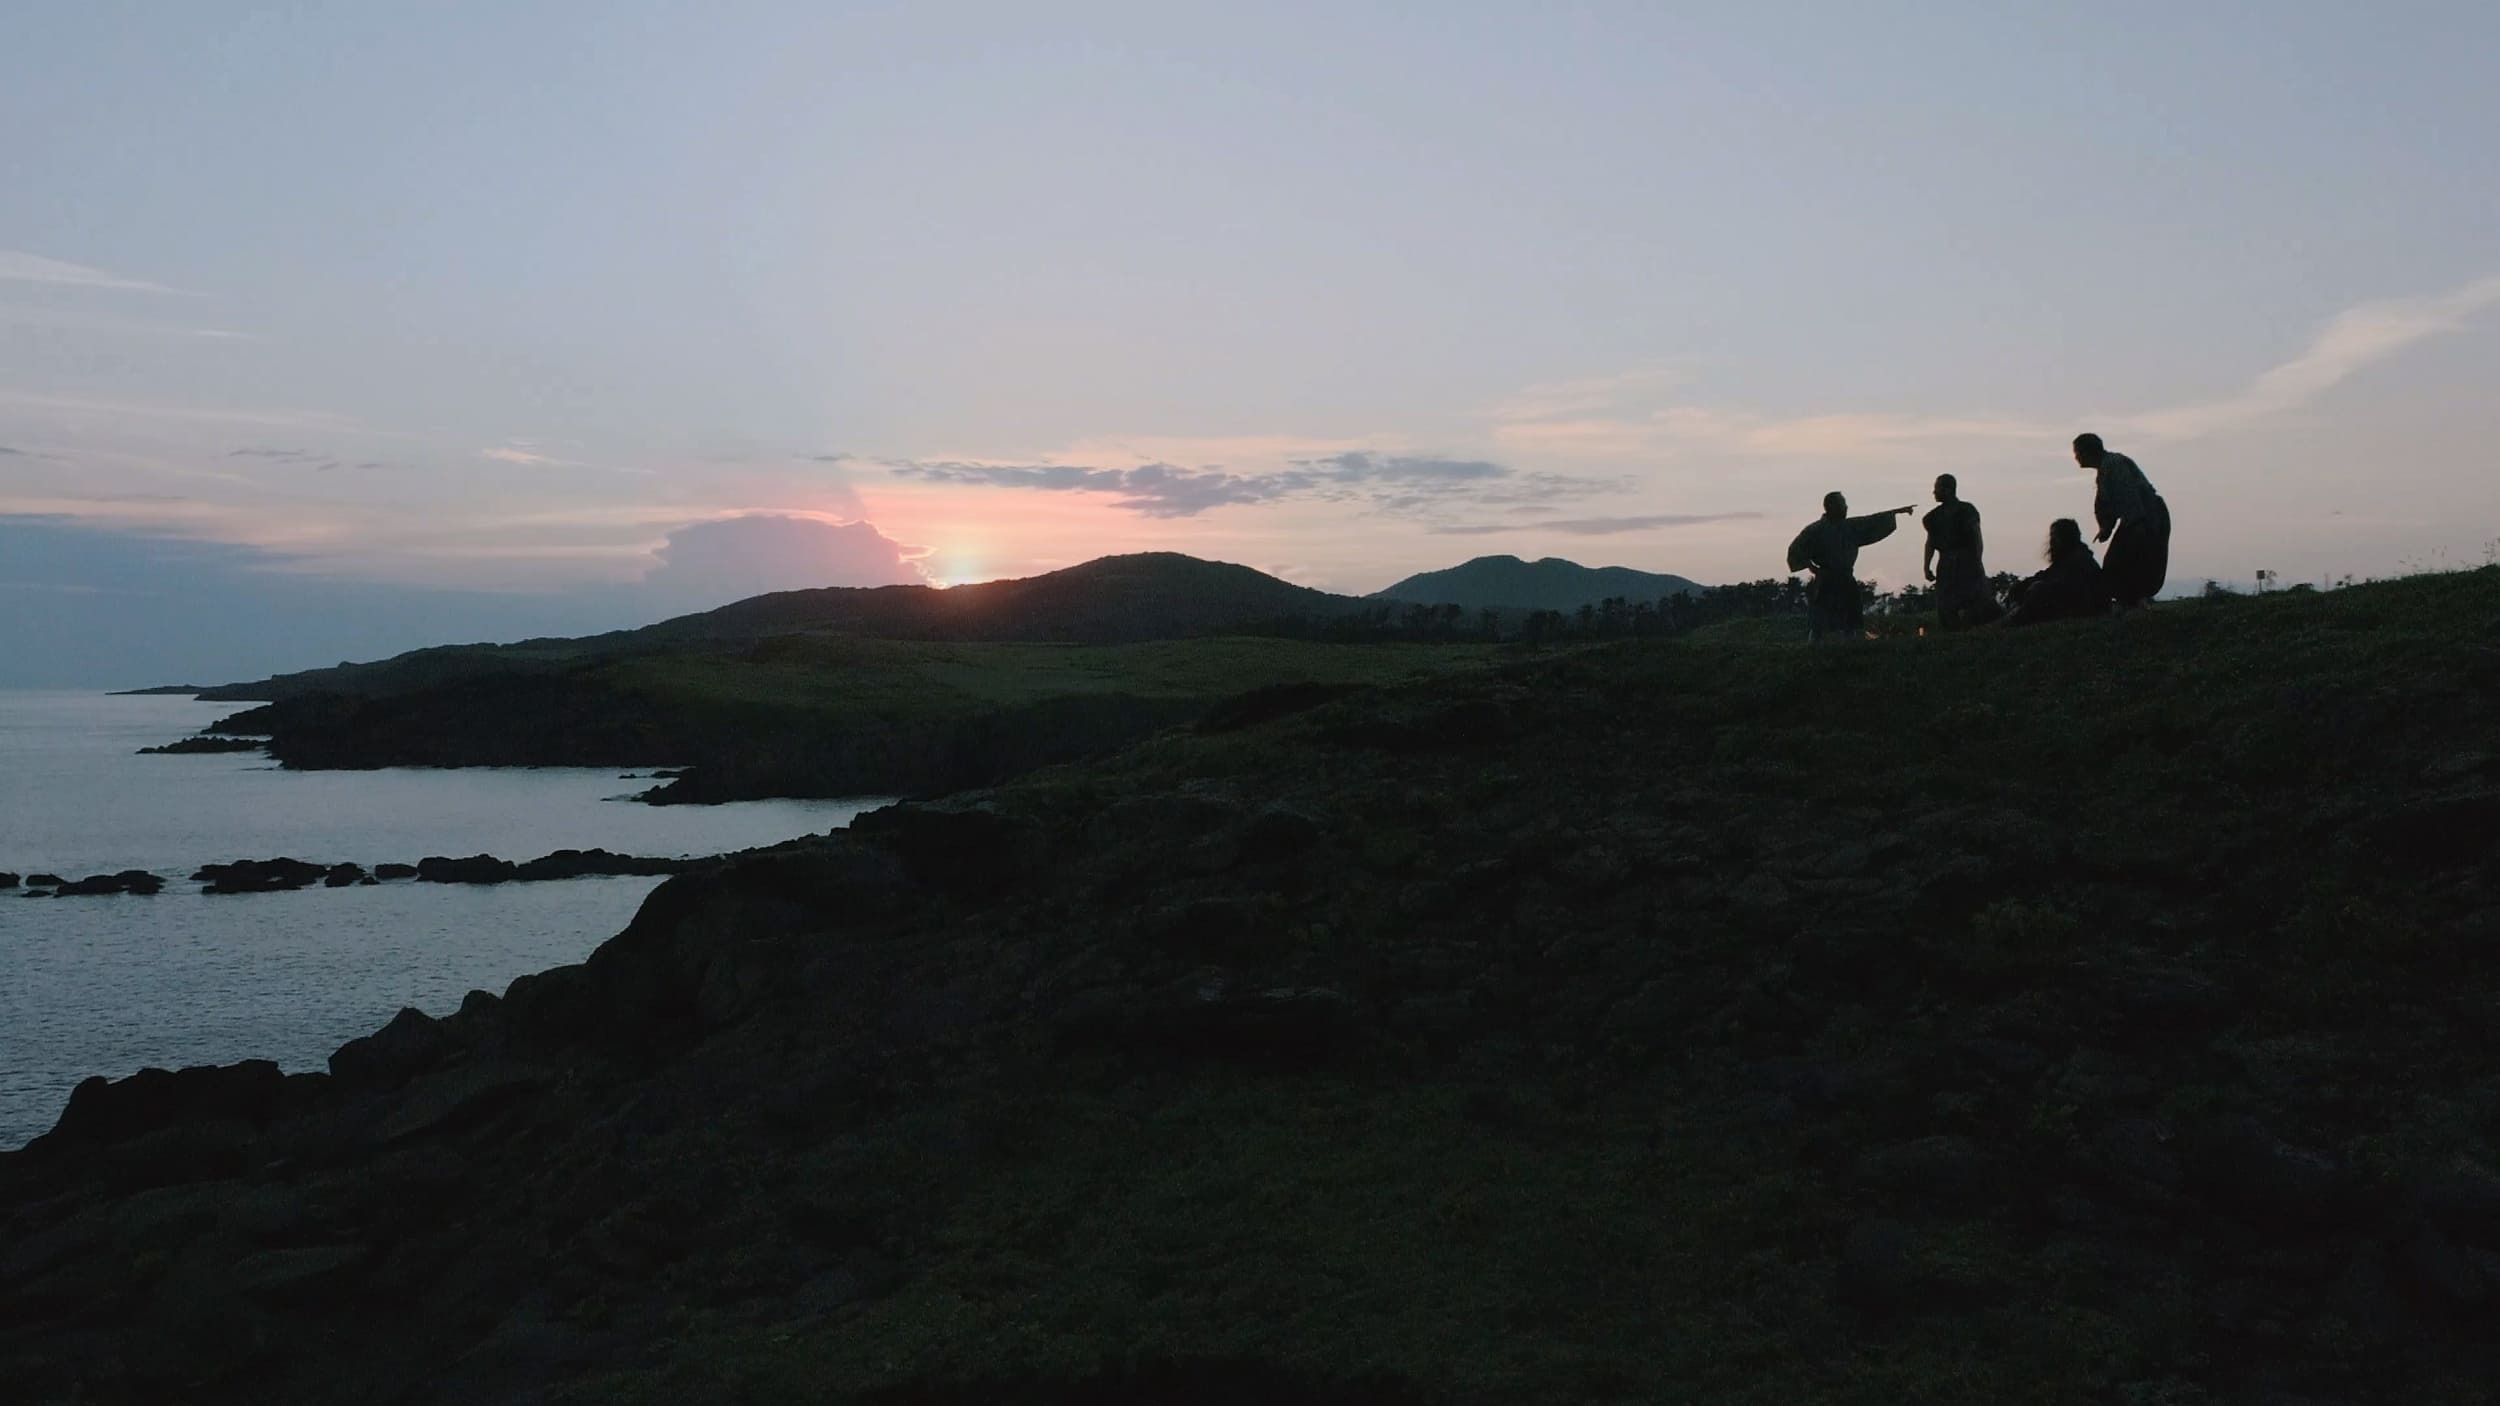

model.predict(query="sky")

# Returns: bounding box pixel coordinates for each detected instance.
[5,1,2497,684]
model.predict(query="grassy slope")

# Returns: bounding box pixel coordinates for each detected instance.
[209,637,1505,800]
[561,571,2500,1404]
[604,637,1504,717]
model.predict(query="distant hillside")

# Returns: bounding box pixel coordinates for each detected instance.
[638,552,1356,647]
[194,636,1499,802]
[1373,555,1702,612]
[191,554,1368,702]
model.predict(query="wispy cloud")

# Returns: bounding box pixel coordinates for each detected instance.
[1290,451,1506,483]
[479,442,654,476]
[0,250,190,295]
[0,305,248,339]
[1492,396,2044,463]
[1046,432,1403,468]
[1430,512,1763,537]
[0,492,292,538]
[0,580,148,597]
[882,450,1615,519]
[482,446,567,466]
[0,390,355,429]
[886,460,1296,517]
[1492,274,2500,464]
[229,447,392,473]
[2120,274,2500,440]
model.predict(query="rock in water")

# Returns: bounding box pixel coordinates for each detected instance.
[136,736,267,755]
[51,870,166,897]
[416,854,519,884]
[193,858,330,894]
[510,848,692,881]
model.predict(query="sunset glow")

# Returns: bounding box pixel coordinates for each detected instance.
[4,3,2495,684]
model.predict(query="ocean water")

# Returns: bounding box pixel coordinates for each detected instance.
[0,691,882,1148]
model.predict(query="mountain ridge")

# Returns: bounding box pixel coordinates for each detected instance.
[183,553,1372,702]
[1372,554,1702,612]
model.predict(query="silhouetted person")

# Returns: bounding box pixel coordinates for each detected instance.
[1787,491,1913,642]
[1922,473,1996,628]
[2004,518,2112,626]
[2074,432,2170,609]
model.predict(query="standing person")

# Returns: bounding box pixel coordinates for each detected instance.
[2074,432,2171,610]
[1922,473,1996,628]
[2004,518,2112,626]
[1786,492,1915,642]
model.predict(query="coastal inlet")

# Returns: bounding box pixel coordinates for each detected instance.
[0,689,885,1149]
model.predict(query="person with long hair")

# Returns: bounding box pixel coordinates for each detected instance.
[2073,432,2171,609]
[2004,518,2113,626]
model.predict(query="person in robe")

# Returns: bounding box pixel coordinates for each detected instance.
[1922,473,1997,628]
[2074,432,2171,609]
[1786,492,1914,642]
[2003,518,2112,626]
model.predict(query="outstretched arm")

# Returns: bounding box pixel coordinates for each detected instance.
[1845,510,1909,547]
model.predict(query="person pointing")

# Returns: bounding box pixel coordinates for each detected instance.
[1786,491,1914,642]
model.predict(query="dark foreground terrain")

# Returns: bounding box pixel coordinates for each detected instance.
[10,570,2500,1404]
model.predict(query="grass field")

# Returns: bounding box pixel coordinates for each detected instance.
[602,636,1507,718]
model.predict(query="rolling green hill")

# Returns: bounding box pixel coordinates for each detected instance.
[161,554,1493,801]
[190,554,1374,704]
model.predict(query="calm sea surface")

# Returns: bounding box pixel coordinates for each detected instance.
[0,691,881,1148]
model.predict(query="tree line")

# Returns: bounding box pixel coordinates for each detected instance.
[1244,575,2039,643]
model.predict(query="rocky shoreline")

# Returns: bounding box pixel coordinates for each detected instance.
[8,848,701,899]
[135,736,269,756]
[153,681,1220,806]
